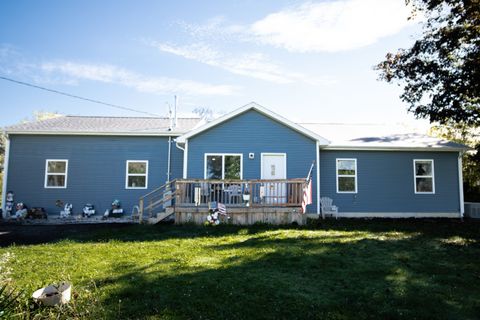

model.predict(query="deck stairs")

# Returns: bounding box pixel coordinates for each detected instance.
[147,207,175,224]
[139,180,177,224]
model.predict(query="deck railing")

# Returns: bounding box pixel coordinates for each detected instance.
[175,179,306,208]
[139,179,177,221]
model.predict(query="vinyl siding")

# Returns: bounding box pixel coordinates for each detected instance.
[187,109,318,213]
[6,135,182,214]
[320,150,460,213]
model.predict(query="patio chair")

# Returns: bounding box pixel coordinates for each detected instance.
[320,197,339,219]
[225,184,242,204]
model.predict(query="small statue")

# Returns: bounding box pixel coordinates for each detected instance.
[5,191,14,218]
[26,207,47,219]
[14,202,28,220]
[60,203,73,218]
[103,199,123,219]
[82,204,95,217]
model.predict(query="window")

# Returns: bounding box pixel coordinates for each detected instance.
[126,160,148,189]
[45,159,68,188]
[414,159,434,193]
[205,154,242,179]
[336,159,357,193]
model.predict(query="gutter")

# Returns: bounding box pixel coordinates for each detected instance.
[6,131,186,137]
[323,146,468,152]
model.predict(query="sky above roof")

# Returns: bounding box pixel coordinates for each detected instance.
[0,0,428,128]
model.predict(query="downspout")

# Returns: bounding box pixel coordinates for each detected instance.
[316,141,321,217]
[1,134,10,218]
[458,151,465,218]
[183,139,188,179]
[167,136,172,183]
[175,139,188,179]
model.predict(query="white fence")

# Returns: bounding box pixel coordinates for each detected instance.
[464,202,480,218]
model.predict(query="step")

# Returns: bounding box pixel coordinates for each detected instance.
[146,207,175,224]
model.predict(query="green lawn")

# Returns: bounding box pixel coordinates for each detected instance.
[1,220,480,319]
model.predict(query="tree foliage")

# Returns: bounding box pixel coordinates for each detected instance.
[430,123,480,201]
[376,0,480,125]
[192,107,215,121]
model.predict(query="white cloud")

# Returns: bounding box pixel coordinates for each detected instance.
[41,61,236,96]
[176,0,414,53]
[175,16,246,42]
[250,0,414,52]
[148,41,336,85]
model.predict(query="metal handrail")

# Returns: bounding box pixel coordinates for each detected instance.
[139,179,177,222]
[139,178,177,200]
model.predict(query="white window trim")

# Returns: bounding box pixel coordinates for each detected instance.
[413,159,435,194]
[204,153,243,180]
[126,160,149,189]
[260,153,287,179]
[44,159,68,189]
[336,158,357,194]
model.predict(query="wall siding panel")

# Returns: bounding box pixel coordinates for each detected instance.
[6,135,182,214]
[186,110,318,213]
[320,150,460,213]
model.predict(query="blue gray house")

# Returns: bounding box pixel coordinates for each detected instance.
[1,102,467,223]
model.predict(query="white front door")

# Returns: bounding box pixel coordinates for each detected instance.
[261,154,287,204]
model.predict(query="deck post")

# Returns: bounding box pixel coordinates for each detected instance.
[139,198,144,223]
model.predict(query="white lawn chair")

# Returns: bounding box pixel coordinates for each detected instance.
[320,197,339,219]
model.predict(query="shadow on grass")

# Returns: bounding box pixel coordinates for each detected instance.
[1,219,480,247]
[89,233,480,320]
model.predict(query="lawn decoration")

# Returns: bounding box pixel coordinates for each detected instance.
[82,204,95,217]
[5,191,14,218]
[61,204,73,218]
[13,203,28,220]
[26,207,47,219]
[32,282,72,306]
[205,202,229,225]
[103,199,123,219]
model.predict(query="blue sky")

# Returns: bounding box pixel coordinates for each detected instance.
[0,0,426,128]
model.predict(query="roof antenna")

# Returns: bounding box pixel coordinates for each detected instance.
[174,95,178,129]
[167,102,173,131]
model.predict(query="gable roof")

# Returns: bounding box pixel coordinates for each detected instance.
[5,115,202,136]
[176,102,331,145]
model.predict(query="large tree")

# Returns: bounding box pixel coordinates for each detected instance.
[430,123,480,201]
[376,0,480,126]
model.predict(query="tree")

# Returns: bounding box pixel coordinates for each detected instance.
[192,107,215,121]
[376,0,480,126]
[429,123,480,201]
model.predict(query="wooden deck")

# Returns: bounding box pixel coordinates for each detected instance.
[175,206,306,225]
[139,178,308,225]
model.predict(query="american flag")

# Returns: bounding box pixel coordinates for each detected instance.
[301,161,315,214]
[217,202,227,215]
[301,178,312,214]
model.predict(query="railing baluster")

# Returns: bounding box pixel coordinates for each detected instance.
[171,178,305,209]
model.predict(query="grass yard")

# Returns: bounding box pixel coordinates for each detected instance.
[0,220,479,319]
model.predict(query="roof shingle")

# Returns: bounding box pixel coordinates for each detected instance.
[5,115,202,135]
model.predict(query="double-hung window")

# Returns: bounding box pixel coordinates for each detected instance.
[336,158,357,193]
[414,159,434,193]
[45,159,68,188]
[126,160,148,189]
[205,154,242,179]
